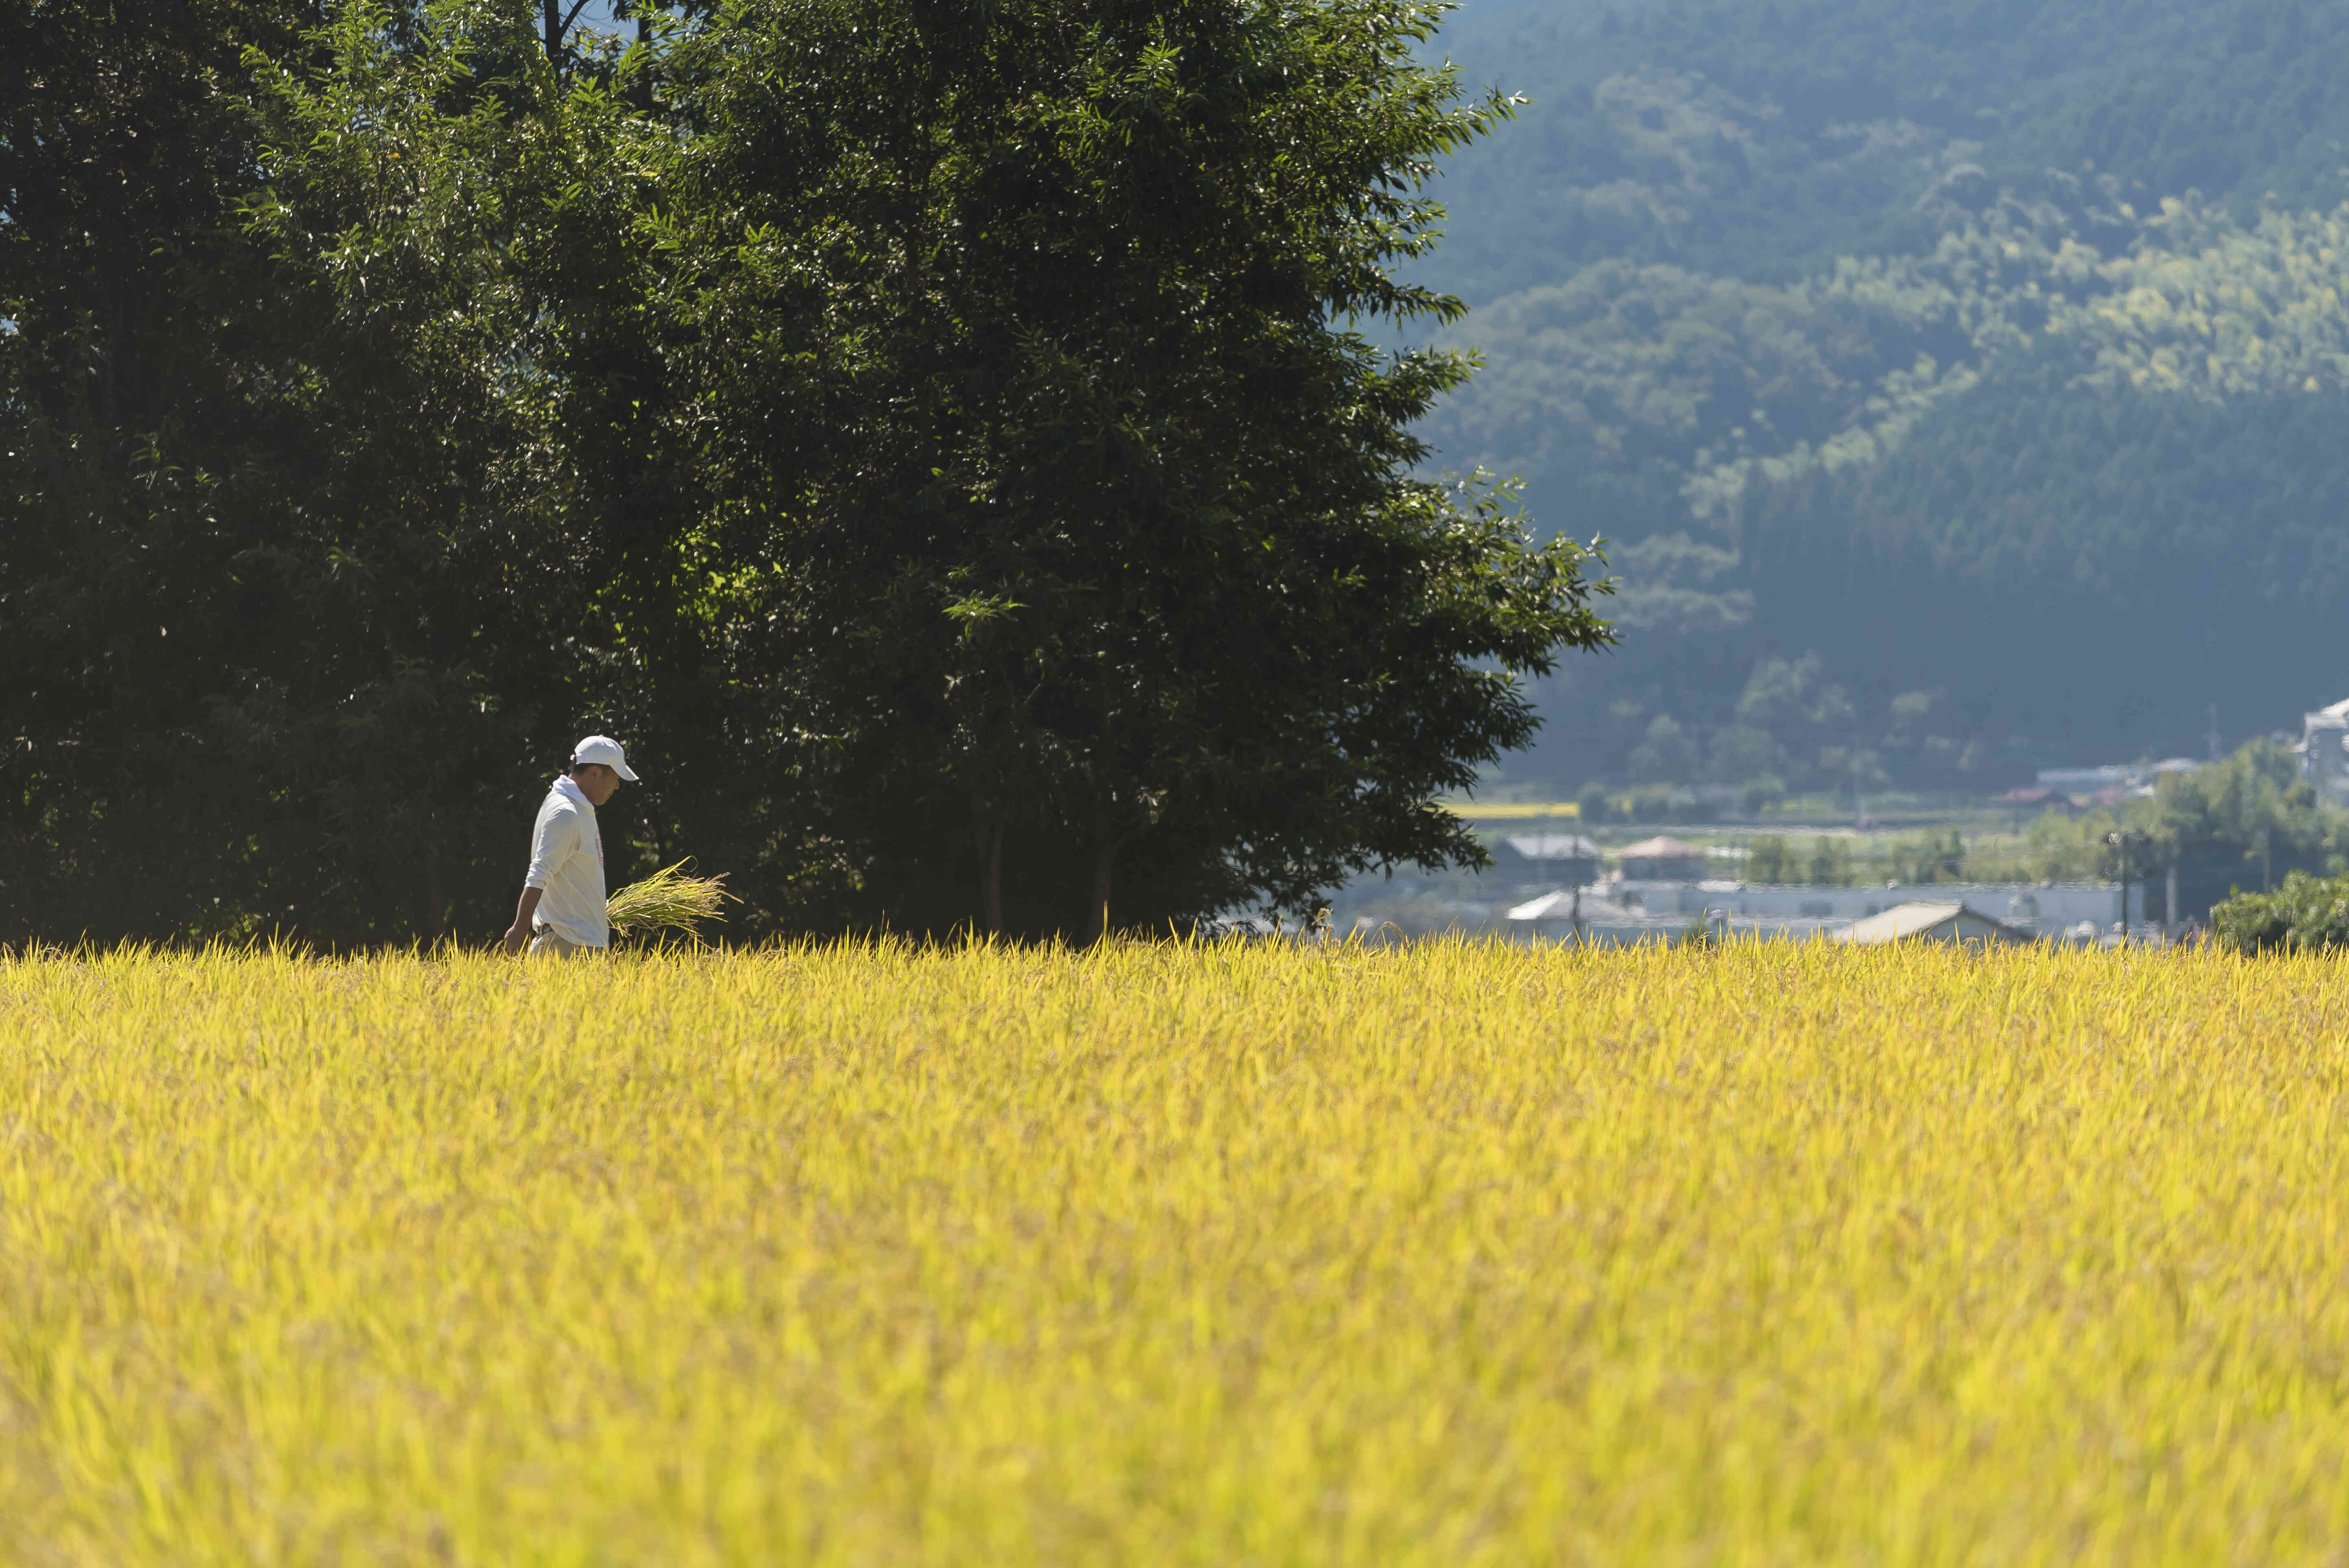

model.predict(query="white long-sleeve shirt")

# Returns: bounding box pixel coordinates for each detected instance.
[525,775,608,948]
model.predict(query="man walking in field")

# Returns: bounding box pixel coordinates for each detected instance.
[503,735,639,956]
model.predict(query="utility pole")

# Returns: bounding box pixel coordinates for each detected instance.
[2207,703,2220,762]
[2107,829,2149,939]
[1571,834,1592,945]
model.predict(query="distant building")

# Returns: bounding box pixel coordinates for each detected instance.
[1993,786,2073,814]
[1483,882,2123,948]
[1498,834,1600,885]
[1834,902,2035,947]
[2303,697,2349,798]
[2035,757,2197,806]
[2036,764,2133,793]
[1617,835,1706,880]
[1504,888,1634,923]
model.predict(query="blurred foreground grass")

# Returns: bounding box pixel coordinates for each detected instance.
[3,939,2349,1564]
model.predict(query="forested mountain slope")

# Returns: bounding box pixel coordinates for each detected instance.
[1419,0,2349,792]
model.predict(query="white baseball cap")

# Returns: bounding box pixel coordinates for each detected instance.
[572,734,640,782]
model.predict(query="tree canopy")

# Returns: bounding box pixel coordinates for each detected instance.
[0,0,1611,946]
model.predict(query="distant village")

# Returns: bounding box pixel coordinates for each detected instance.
[1471,833,2133,948]
[1324,695,2349,948]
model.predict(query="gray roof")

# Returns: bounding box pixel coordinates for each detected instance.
[1835,902,2033,945]
[1503,834,1600,860]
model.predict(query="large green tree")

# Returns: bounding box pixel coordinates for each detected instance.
[1,0,1611,946]
[640,0,1612,938]
[0,0,652,945]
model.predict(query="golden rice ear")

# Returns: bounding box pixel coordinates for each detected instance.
[605,860,736,938]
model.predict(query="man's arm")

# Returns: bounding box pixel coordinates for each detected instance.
[503,886,545,956]
[507,799,574,955]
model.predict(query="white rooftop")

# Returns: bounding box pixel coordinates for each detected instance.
[1505,890,1637,922]
[1503,834,1599,860]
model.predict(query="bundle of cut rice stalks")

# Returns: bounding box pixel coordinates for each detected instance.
[606,860,735,942]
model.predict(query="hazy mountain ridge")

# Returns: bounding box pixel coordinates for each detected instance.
[1434,0,2349,296]
[1417,0,2349,785]
[1442,192,2349,588]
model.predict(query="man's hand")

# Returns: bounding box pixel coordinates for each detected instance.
[505,886,545,956]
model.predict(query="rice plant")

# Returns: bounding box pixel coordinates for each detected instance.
[604,858,734,939]
[3,937,2347,1564]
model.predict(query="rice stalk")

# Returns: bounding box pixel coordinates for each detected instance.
[11,940,2349,1562]
[605,858,734,938]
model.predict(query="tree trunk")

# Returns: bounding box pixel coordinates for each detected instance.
[972,807,1007,936]
[543,0,587,62]
[1090,807,1113,945]
[983,821,1004,937]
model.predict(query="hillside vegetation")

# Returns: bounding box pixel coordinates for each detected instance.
[8,941,2349,1561]
[1420,0,2349,789]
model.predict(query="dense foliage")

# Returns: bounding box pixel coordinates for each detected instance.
[1410,0,2349,791]
[2210,871,2349,953]
[1,0,656,945]
[0,0,1611,946]
[2053,740,2349,918]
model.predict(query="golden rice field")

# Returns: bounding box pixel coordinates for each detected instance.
[4,939,2349,1565]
